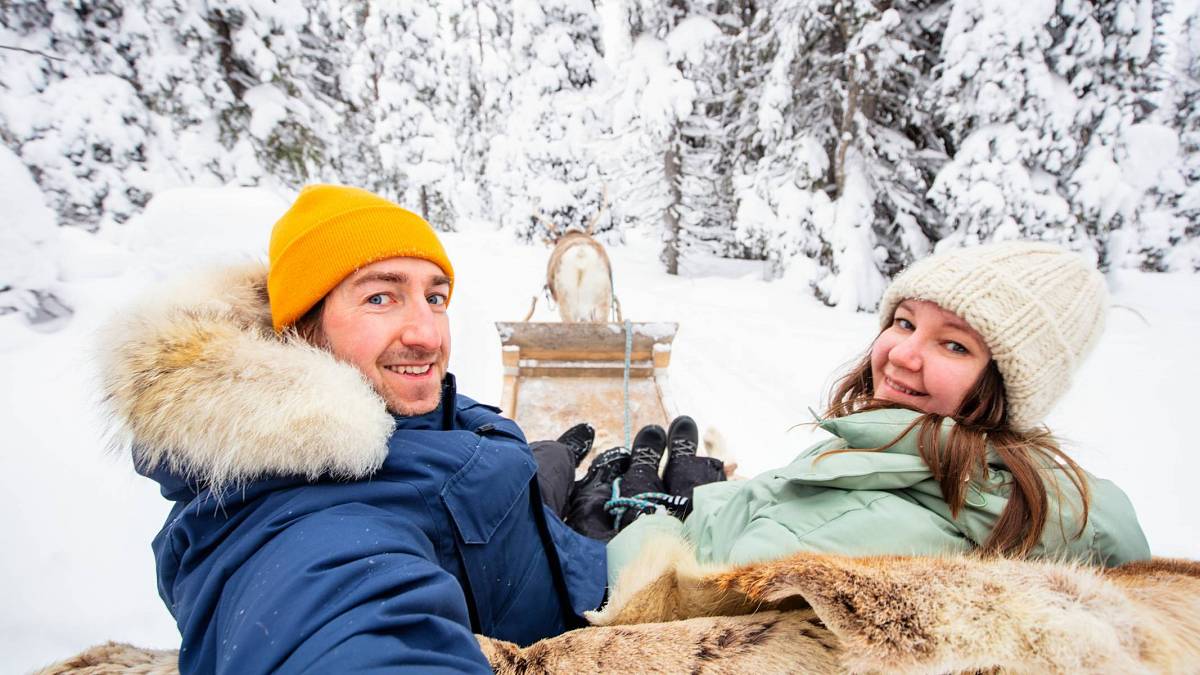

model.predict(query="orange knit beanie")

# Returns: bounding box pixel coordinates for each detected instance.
[268,184,454,331]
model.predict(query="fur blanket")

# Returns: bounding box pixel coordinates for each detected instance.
[37,642,178,675]
[515,535,1200,674]
[40,541,1200,674]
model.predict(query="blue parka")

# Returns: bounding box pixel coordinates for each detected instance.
[139,375,606,673]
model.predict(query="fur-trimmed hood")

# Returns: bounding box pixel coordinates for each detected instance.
[98,263,395,494]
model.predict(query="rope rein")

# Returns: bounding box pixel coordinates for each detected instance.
[604,478,689,528]
[622,318,632,451]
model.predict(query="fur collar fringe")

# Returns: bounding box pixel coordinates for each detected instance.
[98,263,394,492]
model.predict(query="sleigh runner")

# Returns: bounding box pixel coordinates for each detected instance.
[495,321,679,453]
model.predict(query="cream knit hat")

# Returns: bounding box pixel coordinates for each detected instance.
[877,241,1108,429]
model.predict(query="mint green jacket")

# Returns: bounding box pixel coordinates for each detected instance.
[608,409,1149,584]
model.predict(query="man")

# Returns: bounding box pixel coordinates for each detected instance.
[101,185,606,673]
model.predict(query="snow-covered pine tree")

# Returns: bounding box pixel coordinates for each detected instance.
[488,0,609,242]
[736,0,942,308]
[1060,0,1181,270]
[731,3,830,278]
[596,0,693,272]
[598,0,750,274]
[1164,1,1200,271]
[930,0,1172,269]
[123,0,253,185]
[135,0,363,190]
[669,2,750,272]
[346,1,459,230]
[822,0,944,307]
[441,0,516,223]
[1,0,363,228]
[215,0,350,186]
[719,2,778,265]
[702,0,763,261]
[0,0,154,230]
[596,21,694,264]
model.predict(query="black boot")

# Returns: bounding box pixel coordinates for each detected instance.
[577,445,630,489]
[620,425,666,497]
[610,425,667,530]
[663,415,725,512]
[667,416,699,461]
[556,422,595,467]
[565,446,630,541]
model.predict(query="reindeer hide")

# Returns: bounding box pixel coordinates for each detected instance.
[488,534,1200,674]
[39,542,1200,674]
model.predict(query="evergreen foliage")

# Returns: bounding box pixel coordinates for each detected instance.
[487,0,608,242]
[2,0,1196,320]
[930,0,1174,271]
[1168,3,1200,270]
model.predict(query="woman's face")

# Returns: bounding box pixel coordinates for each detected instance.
[870,300,992,416]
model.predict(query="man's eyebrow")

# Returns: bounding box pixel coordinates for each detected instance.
[352,272,410,287]
[351,272,452,288]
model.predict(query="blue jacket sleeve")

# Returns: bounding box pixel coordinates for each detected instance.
[205,504,491,674]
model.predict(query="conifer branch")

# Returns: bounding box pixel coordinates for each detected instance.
[0,44,67,62]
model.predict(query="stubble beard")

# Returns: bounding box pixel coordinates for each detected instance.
[383,383,443,417]
[379,348,445,417]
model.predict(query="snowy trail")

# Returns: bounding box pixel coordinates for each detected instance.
[3,188,1198,672]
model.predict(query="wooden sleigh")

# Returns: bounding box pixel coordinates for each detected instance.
[503,191,680,452]
[494,321,678,453]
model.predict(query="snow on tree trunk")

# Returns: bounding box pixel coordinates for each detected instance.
[662,127,682,274]
[819,149,888,310]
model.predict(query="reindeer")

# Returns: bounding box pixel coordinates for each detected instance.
[526,192,621,323]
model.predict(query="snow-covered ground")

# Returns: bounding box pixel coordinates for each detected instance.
[3,187,1198,672]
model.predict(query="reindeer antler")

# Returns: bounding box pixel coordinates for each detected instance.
[585,184,610,236]
[534,211,560,245]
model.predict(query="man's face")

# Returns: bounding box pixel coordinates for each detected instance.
[319,257,452,416]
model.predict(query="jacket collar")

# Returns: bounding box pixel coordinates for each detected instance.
[791,407,1095,554]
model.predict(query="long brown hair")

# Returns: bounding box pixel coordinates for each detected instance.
[823,342,1091,558]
